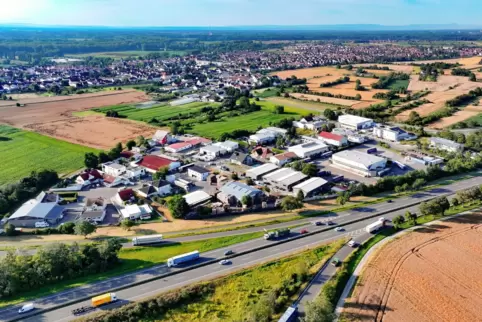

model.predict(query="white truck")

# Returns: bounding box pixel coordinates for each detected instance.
[132,234,163,246]
[365,220,385,233]
[167,250,200,267]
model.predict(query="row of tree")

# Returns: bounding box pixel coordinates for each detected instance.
[0,239,122,298]
[371,72,409,89]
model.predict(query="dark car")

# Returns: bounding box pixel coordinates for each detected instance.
[224,250,234,256]
[387,199,393,203]
[326,221,335,226]
[331,257,341,267]
[313,221,322,226]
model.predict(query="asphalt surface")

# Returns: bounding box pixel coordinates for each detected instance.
[2,176,480,322]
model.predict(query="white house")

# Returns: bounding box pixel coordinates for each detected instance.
[120,204,153,220]
[293,116,325,131]
[124,166,146,179]
[270,152,298,166]
[80,197,107,223]
[102,162,127,177]
[187,165,210,181]
[75,170,103,186]
[152,179,172,196]
[373,125,416,142]
[213,141,239,153]
[200,145,226,158]
[249,132,275,145]
[136,185,159,198]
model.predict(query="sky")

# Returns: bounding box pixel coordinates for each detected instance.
[0,0,481,27]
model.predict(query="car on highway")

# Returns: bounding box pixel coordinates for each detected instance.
[387,199,393,203]
[326,221,335,225]
[334,227,345,232]
[313,221,322,226]
[348,240,358,248]
[18,303,34,314]
[300,229,308,234]
[224,250,234,256]
[219,259,232,265]
[379,217,389,222]
[331,257,341,267]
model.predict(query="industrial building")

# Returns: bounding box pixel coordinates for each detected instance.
[430,137,464,153]
[7,192,63,228]
[332,150,387,177]
[218,181,263,206]
[288,142,329,158]
[246,163,279,180]
[373,125,416,142]
[338,114,374,130]
[263,168,308,192]
[318,132,348,147]
[213,141,239,153]
[292,177,330,198]
[183,190,212,207]
[270,152,298,166]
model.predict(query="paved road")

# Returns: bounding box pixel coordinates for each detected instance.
[2,176,480,322]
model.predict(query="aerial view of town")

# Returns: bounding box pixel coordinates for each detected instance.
[0,1,482,322]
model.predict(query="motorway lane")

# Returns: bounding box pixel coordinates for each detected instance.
[2,176,481,322]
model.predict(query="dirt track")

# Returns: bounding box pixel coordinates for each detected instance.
[0,89,155,149]
[341,213,482,322]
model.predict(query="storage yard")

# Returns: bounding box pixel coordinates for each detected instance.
[341,212,482,322]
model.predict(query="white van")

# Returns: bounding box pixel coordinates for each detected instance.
[35,221,49,228]
[18,303,34,314]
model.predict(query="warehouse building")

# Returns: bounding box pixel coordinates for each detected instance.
[246,163,279,180]
[430,137,464,153]
[288,142,329,158]
[218,181,263,206]
[263,168,308,192]
[7,196,63,228]
[338,114,374,130]
[292,177,330,198]
[332,150,387,177]
[318,132,348,147]
[183,190,212,207]
[373,125,416,142]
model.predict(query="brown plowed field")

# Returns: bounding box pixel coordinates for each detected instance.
[0,89,156,149]
[341,212,482,322]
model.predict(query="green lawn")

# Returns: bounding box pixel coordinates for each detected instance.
[0,232,263,308]
[387,79,410,90]
[0,125,99,186]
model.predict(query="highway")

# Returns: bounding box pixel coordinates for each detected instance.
[1,176,480,322]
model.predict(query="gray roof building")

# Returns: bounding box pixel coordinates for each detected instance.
[246,163,279,179]
[219,181,262,203]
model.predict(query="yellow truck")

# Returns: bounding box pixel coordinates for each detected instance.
[91,293,117,307]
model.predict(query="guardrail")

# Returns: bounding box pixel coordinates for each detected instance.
[6,191,456,322]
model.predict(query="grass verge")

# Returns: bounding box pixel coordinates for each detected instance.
[0,232,263,308]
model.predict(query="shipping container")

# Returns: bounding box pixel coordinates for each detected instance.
[132,234,163,246]
[365,220,385,233]
[91,293,117,307]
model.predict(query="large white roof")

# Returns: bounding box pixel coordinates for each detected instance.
[9,199,57,220]
[293,177,329,193]
[338,114,373,126]
[183,190,211,206]
[333,150,386,170]
[246,163,279,177]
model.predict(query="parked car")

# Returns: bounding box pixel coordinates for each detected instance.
[219,260,231,265]
[35,221,49,228]
[300,229,308,234]
[387,199,393,203]
[334,227,345,232]
[224,250,234,256]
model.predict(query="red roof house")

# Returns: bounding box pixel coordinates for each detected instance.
[318,132,348,147]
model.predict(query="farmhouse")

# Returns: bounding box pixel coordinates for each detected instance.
[288,142,329,158]
[332,150,387,177]
[318,132,348,147]
[338,114,374,130]
[183,190,212,207]
[187,165,210,181]
[218,181,263,206]
[137,155,181,172]
[270,152,298,166]
[373,125,416,142]
[246,163,279,180]
[430,137,464,153]
[292,177,330,198]
[263,168,308,192]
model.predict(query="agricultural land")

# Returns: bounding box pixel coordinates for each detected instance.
[0,125,98,186]
[340,212,482,322]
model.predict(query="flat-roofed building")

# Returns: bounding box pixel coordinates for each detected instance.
[430,137,464,153]
[332,150,387,177]
[246,163,279,180]
[338,114,374,130]
[288,142,329,158]
[183,190,212,207]
[292,177,330,198]
[263,168,308,192]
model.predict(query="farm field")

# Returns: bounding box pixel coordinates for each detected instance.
[428,105,482,129]
[0,125,98,186]
[354,63,415,73]
[255,98,315,114]
[341,212,482,322]
[66,50,187,59]
[288,92,358,107]
[0,89,152,149]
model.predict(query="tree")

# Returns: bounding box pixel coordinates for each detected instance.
[74,221,97,238]
[435,196,450,216]
[392,215,405,229]
[412,178,426,190]
[302,163,318,177]
[246,177,254,186]
[58,222,76,234]
[273,105,284,114]
[281,196,303,211]
[241,195,253,208]
[469,73,477,82]
[292,161,303,171]
[405,211,417,225]
[323,109,337,121]
[297,190,305,201]
[451,197,460,208]
[84,152,99,169]
[4,223,17,236]
[126,140,136,151]
[275,136,285,148]
[136,135,146,146]
[231,172,239,180]
[153,167,169,180]
[98,152,110,163]
[168,195,190,219]
[120,219,135,231]
[336,194,346,206]
[303,295,336,322]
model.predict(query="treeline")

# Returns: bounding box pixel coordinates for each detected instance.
[0,239,122,298]
[451,67,476,80]
[292,85,361,100]
[364,65,390,70]
[404,107,456,126]
[319,76,350,88]
[0,170,58,218]
[392,99,430,116]
[446,87,482,107]
[351,154,482,197]
[371,72,409,89]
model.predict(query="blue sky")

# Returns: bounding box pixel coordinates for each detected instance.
[0,0,480,27]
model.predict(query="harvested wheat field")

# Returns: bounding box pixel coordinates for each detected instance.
[0,89,153,149]
[341,212,482,322]
[428,105,482,129]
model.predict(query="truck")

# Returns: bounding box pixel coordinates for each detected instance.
[331,175,344,183]
[278,306,298,322]
[367,147,377,154]
[365,220,385,234]
[393,161,407,170]
[264,228,290,240]
[132,234,163,246]
[167,250,200,267]
[72,293,118,315]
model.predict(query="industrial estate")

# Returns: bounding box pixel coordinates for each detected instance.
[0,17,482,322]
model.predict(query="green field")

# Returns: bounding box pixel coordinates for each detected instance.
[67,50,188,59]
[0,232,262,308]
[0,125,98,186]
[387,79,410,90]
[257,98,323,114]
[94,101,218,123]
